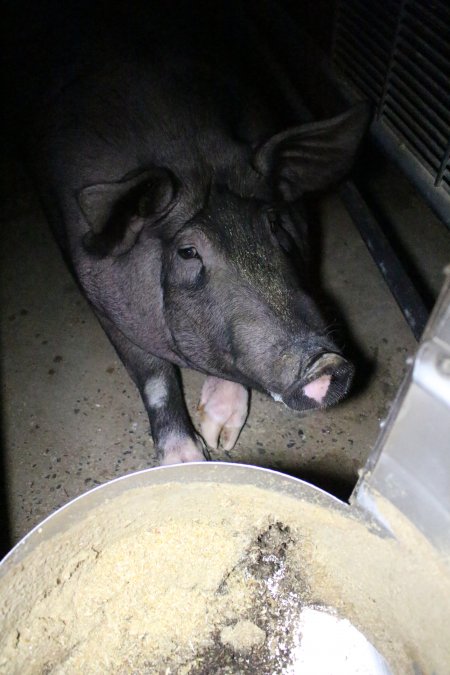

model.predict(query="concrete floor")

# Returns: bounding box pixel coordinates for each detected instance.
[1,156,449,549]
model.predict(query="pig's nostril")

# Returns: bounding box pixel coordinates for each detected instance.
[327,361,354,404]
[303,375,331,405]
[282,352,354,411]
[303,352,344,377]
[302,374,331,404]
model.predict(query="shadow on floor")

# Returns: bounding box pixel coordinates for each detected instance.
[0,417,13,558]
[267,461,357,503]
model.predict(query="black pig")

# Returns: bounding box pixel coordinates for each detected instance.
[6,2,369,463]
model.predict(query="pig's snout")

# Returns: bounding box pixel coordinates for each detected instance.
[282,352,354,411]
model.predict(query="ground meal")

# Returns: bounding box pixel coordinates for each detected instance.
[1,482,449,673]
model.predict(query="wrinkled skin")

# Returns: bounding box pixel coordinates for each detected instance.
[6,1,370,463]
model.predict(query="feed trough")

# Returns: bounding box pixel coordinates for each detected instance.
[1,461,448,674]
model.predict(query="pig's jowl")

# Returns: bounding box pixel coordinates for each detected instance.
[8,2,370,464]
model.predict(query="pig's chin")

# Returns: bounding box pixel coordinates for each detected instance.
[275,358,355,411]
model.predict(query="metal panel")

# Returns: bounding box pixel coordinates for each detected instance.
[353,267,450,558]
[333,0,450,218]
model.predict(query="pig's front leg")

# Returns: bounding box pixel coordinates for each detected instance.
[198,377,249,451]
[144,365,208,466]
[99,317,207,465]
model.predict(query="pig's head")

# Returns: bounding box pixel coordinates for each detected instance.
[78,103,369,411]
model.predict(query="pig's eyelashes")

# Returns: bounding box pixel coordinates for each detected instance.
[266,208,279,233]
[266,209,295,255]
[178,246,200,260]
[173,246,205,290]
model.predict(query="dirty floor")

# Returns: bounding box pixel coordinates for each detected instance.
[1,157,449,548]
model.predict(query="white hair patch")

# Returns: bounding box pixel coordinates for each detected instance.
[144,376,168,409]
[270,392,284,403]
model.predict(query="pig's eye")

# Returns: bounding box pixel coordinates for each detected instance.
[178,246,199,260]
[267,209,279,233]
[267,209,295,255]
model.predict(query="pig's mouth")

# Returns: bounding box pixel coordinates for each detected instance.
[280,352,354,411]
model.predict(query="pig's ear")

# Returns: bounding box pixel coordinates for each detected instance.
[253,103,371,200]
[78,167,178,256]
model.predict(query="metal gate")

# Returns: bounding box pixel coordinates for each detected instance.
[332,0,450,226]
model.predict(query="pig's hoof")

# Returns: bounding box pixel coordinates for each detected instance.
[198,377,249,451]
[159,434,208,466]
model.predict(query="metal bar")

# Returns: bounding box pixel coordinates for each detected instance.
[372,115,450,224]
[397,42,450,93]
[403,8,450,57]
[385,88,448,151]
[396,43,450,93]
[400,23,450,73]
[383,109,442,175]
[333,33,386,89]
[346,0,400,30]
[334,53,381,101]
[335,22,390,78]
[432,0,450,15]
[330,3,450,224]
[339,10,393,57]
[436,140,450,187]
[389,64,450,131]
[330,0,343,65]
[384,97,446,162]
[339,183,429,340]
[407,0,450,33]
[376,0,406,119]
[345,0,398,34]
[431,0,450,20]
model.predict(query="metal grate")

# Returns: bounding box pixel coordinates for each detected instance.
[333,0,450,193]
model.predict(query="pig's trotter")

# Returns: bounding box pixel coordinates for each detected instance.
[142,366,208,464]
[99,317,208,465]
[159,433,208,466]
[198,377,249,451]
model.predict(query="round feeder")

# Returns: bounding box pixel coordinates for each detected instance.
[1,462,449,674]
